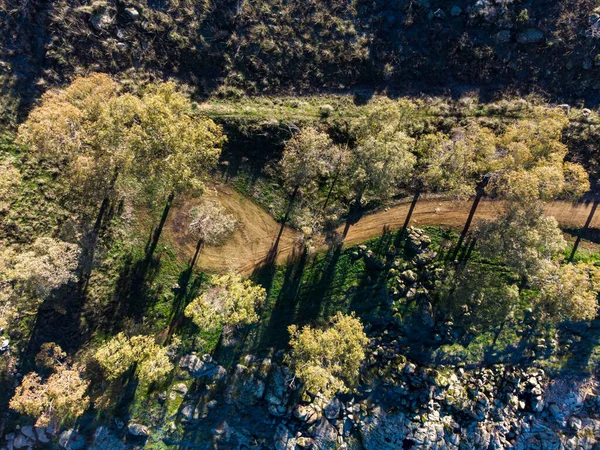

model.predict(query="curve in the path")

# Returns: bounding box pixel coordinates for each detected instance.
[164,186,600,273]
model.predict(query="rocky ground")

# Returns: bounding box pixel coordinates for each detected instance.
[3,228,600,450]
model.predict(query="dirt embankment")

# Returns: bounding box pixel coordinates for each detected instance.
[164,185,600,273]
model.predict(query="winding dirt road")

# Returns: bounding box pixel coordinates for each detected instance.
[163,185,600,273]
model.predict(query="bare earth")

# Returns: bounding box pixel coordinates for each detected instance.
[164,185,600,273]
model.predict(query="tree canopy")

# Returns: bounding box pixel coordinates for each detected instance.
[287,312,368,399]
[185,273,266,333]
[9,343,89,428]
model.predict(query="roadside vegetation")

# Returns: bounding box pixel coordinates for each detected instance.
[1,74,600,447]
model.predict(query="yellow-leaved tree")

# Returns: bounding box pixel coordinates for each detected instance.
[9,343,89,428]
[94,333,173,386]
[185,273,266,333]
[287,312,369,400]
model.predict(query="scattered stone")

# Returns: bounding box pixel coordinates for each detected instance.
[493,30,511,43]
[89,427,124,450]
[59,429,86,450]
[517,29,544,44]
[13,434,34,450]
[19,427,34,441]
[172,382,188,395]
[324,397,341,420]
[127,423,149,437]
[125,7,139,20]
[90,5,114,31]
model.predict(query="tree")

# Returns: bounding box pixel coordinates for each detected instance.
[9,343,89,428]
[278,127,333,227]
[422,124,496,198]
[184,273,266,333]
[437,265,520,331]
[6,237,81,299]
[124,82,226,204]
[94,333,173,386]
[16,74,127,219]
[287,312,368,399]
[349,119,416,207]
[16,74,226,227]
[189,200,237,246]
[533,262,599,323]
[488,108,590,201]
[477,202,566,279]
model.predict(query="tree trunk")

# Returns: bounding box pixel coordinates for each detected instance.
[569,199,599,262]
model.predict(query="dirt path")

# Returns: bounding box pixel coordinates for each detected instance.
[164,185,600,273]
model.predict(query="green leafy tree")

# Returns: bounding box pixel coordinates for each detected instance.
[16,74,225,224]
[437,265,520,331]
[477,202,566,279]
[422,123,496,197]
[185,273,266,332]
[349,107,416,206]
[287,312,368,399]
[277,127,333,229]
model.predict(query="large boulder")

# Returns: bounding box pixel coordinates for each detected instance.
[59,429,86,450]
[89,427,125,450]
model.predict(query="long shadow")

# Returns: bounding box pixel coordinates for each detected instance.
[253,246,311,350]
[26,197,117,355]
[556,316,600,374]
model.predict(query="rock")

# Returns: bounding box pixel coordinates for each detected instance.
[568,416,582,431]
[274,424,296,450]
[517,29,544,44]
[0,339,9,352]
[324,397,341,419]
[172,382,188,395]
[225,364,265,406]
[180,354,226,381]
[294,404,320,423]
[313,418,338,450]
[179,354,203,373]
[127,423,149,437]
[125,7,139,20]
[12,434,33,450]
[181,404,196,421]
[531,396,545,412]
[401,270,417,283]
[90,5,113,31]
[450,5,462,16]
[265,366,289,406]
[493,30,511,43]
[59,429,86,450]
[297,436,314,448]
[89,427,124,450]
[433,8,446,19]
[35,428,49,444]
[19,427,34,441]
